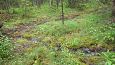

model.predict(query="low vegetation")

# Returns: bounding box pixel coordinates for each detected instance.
[0,0,115,65]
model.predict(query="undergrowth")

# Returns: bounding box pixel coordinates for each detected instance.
[0,34,14,64]
[2,2,115,65]
[36,20,78,36]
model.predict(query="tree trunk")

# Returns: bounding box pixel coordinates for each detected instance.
[68,0,76,8]
[112,0,115,16]
[0,22,3,28]
[56,0,60,8]
[49,0,54,6]
[61,0,64,24]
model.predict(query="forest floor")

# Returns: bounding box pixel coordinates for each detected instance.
[2,7,115,65]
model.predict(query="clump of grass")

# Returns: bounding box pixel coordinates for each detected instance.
[23,32,35,39]
[8,45,84,65]
[102,51,115,65]
[16,38,28,44]
[64,37,81,47]
[36,20,78,36]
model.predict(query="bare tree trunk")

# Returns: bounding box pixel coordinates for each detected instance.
[0,21,3,29]
[112,0,115,16]
[5,0,10,13]
[49,0,53,6]
[61,0,64,24]
[56,0,60,8]
[68,0,76,8]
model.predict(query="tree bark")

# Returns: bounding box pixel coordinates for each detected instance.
[56,0,60,8]
[0,22,3,28]
[112,0,115,16]
[68,0,76,8]
[49,0,53,6]
[61,0,64,24]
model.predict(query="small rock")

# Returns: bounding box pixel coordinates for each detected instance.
[82,48,91,54]
[31,38,38,43]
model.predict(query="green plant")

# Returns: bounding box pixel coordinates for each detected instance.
[37,20,78,36]
[0,35,14,61]
[102,52,115,65]
[16,38,28,44]
[64,37,81,47]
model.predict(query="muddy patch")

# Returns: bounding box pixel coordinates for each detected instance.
[69,47,109,55]
[67,44,115,64]
[2,17,51,54]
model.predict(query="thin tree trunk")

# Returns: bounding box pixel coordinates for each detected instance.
[112,0,115,16]
[61,0,64,24]
[5,0,10,13]
[49,0,53,7]
[56,0,60,8]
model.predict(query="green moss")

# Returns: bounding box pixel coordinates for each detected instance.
[23,33,35,39]
[16,38,28,44]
